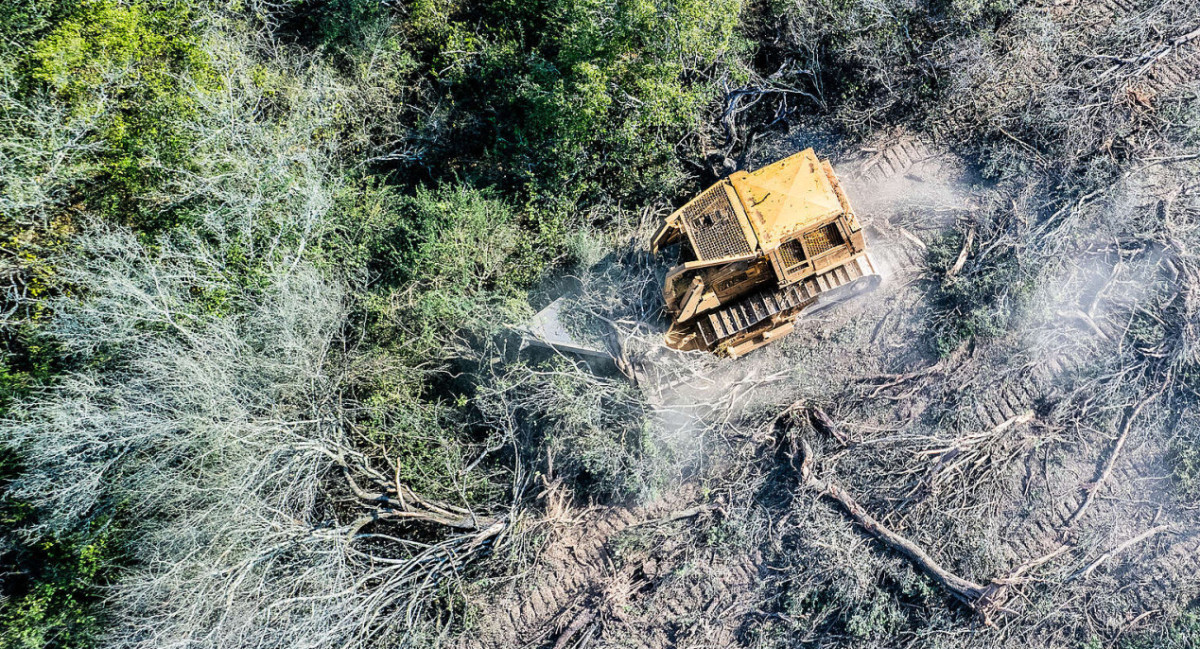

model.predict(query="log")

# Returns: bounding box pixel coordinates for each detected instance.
[794,439,1008,624]
[627,504,717,528]
[553,610,596,649]
[1068,524,1173,582]
[947,226,976,278]
[1065,389,1161,530]
[809,407,850,444]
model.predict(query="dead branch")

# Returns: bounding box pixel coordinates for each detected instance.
[764,399,806,434]
[947,226,976,278]
[1064,388,1163,530]
[1057,309,1110,341]
[860,362,945,399]
[627,504,718,528]
[1068,524,1174,582]
[790,436,1009,625]
[809,407,850,445]
[915,411,1035,497]
[553,609,597,649]
[340,461,497,530]
[898,227,927,251]
[1003,386,1167,582]
[718,83,821,160]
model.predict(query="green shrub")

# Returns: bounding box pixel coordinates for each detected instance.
[22,0,207,231]
[0,451,114,649]
[0,0,81,54]
[386,0,747,213]
[318,181,543,505]
[353,363,500,504]
[335,183,538,360]
[0,529,113,649]
[925,226,1034,355]
[1119,607,1200,649]
[477,358,665,502]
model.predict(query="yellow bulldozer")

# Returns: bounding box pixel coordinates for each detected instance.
[652,149,879,357]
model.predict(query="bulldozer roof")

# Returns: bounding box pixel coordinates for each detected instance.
[728,148,844,251]
[667,149,847,263]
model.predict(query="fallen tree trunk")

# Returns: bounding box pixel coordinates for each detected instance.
[1064,388,1163,530]
[788,427,1010,625]
[809,407,850,445]
[553,610,597,649]
[947,226,975,278]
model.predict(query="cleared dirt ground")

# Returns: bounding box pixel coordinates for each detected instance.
[457,1,1200,640]
[457,117,1200,646]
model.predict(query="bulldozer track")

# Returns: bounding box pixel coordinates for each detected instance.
[464,508,641,648]
[960,358,1081,568]
[699,280,815,349]
[1130,39,1200,101]
[623,550,762,648]
[971,377,1040,432]
[973,344,1200,617]
[1032,0,1139,25]
[460,493,765,648]
[698,256,873,350]
[460,493,761,648]
[980,374,1198,617]
[959,303,1140,565]
[855,139,949,183]
[1126,530,1200,612]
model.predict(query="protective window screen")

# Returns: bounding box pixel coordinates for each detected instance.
[683,188,752,260]
[802,222,844,256]
[778,239,807,273]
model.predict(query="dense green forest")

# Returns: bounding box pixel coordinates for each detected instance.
[1,0,1198,647]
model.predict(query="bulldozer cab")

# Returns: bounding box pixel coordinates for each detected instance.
[653,149,877,357]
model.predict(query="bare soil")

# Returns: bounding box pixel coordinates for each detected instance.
[459,125,1199,647]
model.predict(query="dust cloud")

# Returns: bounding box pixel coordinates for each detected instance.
[612,137,983,481]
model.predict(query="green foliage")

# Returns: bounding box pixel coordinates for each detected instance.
[1118,607,1200,649]
[0,0,81,54]
[398,184,535,297]
[0,530,112,649]
[479,359,666,502]
[20,0,207,230]
[334,180,526,292]
[925,227,1033,355]
[305,0,391,50]
[940,0,1020,23]
[2,6,206,647]
[3,0,740,645]
[313,181,544,507]
[533,367,660,499]
[396,0,746,211]
[0,451,114,649]
[355,367,495,503]
[752,553,944,648]
[843,596,905,640]
[703,517,751,552]
[0,217,72,405]
[336,182,537,359]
